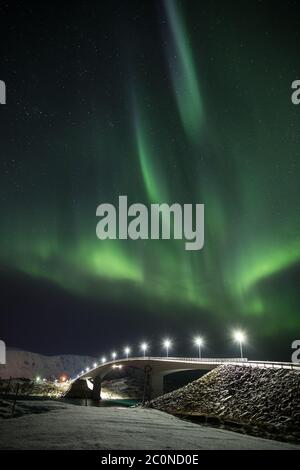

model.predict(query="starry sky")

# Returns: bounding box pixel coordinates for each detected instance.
[1,0,300,360]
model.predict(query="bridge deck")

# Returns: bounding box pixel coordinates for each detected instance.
[74,356,300,382]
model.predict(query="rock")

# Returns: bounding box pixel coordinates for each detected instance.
[147,365,300,444]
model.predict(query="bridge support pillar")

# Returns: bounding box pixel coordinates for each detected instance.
[92,375,102,400]
[151,373,164,399]
[64,378,92,399]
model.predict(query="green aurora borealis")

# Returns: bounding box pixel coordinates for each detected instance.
[1,0,300,347]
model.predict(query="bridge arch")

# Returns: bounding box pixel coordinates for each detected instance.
[66,357,246,400]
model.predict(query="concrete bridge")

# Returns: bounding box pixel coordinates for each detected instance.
[66,357,300,401]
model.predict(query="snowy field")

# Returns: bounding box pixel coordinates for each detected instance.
[0,400,298,450]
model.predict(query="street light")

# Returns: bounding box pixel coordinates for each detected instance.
[112,352,117,361]
[194,336,204,359]
[124,347,131,359]
[93,362,98,368]
[163,339,172,357]
[140,342,148,358]
[233,330,246,359]
[101,357,106,364]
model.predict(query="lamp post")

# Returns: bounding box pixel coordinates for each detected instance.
[233,330,246,359]
[141,342,148,358]
[163,339,172,358]
[124,347,130,359]
[194,337,204,359]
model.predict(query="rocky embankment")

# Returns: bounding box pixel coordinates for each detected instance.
[102,376,143,399]
[147,365,300,443]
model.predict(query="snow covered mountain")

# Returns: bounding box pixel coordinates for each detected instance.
[0,349,96,380]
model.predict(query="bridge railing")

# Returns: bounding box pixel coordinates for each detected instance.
[243,360,300,370]
[141,357,300,370]
[146,357,248,363]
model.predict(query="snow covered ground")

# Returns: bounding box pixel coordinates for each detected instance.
[0,400,298,450]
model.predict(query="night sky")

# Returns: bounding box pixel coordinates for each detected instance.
[1,0,300,361]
